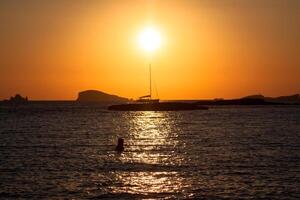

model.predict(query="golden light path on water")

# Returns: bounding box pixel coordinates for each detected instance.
[109,111,193,198]
[1,104,298,199]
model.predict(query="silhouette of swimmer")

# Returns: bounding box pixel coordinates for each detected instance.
[115,138,124,152]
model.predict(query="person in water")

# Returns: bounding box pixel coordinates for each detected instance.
[115,138,124,152]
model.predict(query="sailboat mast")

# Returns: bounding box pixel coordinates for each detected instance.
[149,63,152,99]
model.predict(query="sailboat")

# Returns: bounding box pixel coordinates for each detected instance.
[108,64,208,111]
[136,64,159,103]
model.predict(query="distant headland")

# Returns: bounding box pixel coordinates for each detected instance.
[76,90,129,102]
[2,94,28,104]
[196,94,300,105]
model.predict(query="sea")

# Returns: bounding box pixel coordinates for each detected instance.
[0,102,299,199]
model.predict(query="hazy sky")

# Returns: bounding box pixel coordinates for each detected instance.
[0,0,299,100]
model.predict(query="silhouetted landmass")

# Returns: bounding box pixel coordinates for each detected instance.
[76,90,128,102]
[242,94,265,99]
[243,94,300,104]
[267,94,300,104]
[196,94,300,105]
[2,94,28,104]
[196,98,279,105]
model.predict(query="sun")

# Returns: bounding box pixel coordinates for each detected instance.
[138,27,161,52]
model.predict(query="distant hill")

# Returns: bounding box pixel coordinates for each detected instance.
[2,94,29,104]
[242,94,265,99]
[268,94,300,104]
[196,98,279,106]
[243,94,300,104]
[76,90,128,102]
[196,94,300,105]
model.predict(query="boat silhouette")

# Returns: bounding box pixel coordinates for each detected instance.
[108,64,208,111]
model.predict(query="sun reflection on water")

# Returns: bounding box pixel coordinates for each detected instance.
[109,111,189,196]
[122,111,181,164]
[110,172,186,197]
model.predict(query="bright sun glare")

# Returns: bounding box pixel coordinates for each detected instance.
[138,27,161,52]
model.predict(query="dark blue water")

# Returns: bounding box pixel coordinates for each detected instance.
[0,103,299,199]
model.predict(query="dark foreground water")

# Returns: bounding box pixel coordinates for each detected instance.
[0,103,299,199]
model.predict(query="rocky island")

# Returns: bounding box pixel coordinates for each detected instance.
[3,94,28,104]
[76,90,128,102]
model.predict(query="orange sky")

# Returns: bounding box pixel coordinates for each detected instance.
[0,0,299,100]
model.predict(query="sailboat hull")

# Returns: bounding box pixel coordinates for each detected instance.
[108,102,208,111]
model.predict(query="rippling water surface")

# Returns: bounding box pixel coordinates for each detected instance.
[0,103,299,199]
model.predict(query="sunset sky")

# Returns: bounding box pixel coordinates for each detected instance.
[0,0,299,100]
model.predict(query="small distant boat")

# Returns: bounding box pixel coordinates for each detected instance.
[136,95,159,103]
[108,64,208,111]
